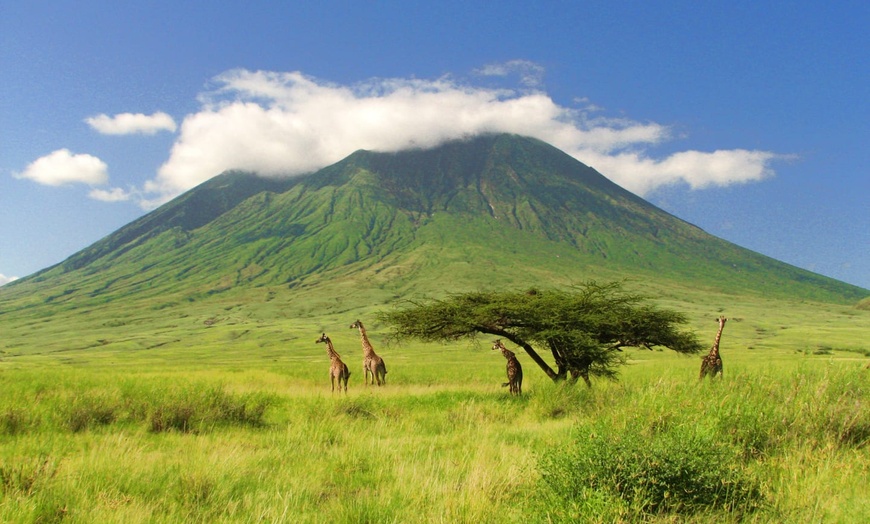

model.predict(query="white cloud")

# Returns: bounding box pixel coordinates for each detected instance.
[475,59,546,87]
[89,187,132,202]
[15,149,108,186]
[85,112,177,135]
[136,64,786,207]
[564,148,788,196]
[0,274,18,286]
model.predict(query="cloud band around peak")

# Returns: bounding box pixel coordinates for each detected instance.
[143,67,786,207]
[17,63,789,211]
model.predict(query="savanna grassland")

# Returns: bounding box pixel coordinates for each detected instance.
[2,135,870,522]
[2,286,869,523]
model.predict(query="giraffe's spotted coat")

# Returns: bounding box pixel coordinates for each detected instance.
[316,333,351,393]
[700,316,726,380]
[493,339,523,395]
[350,320,387,386]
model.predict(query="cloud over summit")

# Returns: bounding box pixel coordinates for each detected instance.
[139,67,785,207]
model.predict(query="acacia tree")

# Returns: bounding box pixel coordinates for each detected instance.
[376,282,703,386]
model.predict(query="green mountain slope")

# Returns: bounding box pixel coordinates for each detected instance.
[1,134,866,337]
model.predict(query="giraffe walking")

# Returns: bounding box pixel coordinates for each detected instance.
[350,320,387,386]
[492,339,523,395]
[699,316,727,380]
[316,333,351,393]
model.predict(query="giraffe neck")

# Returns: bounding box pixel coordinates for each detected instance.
[497,342,514,360]
[710,318,726,357]
[357,325,375,356]
[325,339,341,361]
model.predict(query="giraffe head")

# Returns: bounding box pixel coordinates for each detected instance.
[492,339,515,358]
[315,333,329,344]
[350,319,363,329]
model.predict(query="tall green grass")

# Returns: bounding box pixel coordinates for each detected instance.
[2,350,869,523]
[536,364,870,522]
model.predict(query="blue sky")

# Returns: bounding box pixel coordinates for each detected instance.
[1,1,868,289]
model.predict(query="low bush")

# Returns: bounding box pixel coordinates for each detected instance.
[61,393,118,432]
[0,407,33,436]
[538,419,765,520]
[147,386,272,433]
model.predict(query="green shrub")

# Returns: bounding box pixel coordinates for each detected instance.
[538,419,764,520]
[0,407,33,436]
[147,386,272,433]
[149,402,197,433]
[60,394,118,432]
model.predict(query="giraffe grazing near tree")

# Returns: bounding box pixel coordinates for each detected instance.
[316,333,351,393]
[699,316,727,380]
[350,320,387,386]
[492,339,523,395]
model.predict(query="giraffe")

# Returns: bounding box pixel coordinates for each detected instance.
[492,339,523,395]
[316,333,351,393]
[350,320,387,386]
[699,316,727,380]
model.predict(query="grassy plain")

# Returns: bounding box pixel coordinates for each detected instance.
[2,279,870,523]
[6,134,870,521]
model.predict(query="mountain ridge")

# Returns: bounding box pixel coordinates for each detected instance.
[2,134,866,317]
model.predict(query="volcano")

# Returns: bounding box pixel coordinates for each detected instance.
[1,134,865,329]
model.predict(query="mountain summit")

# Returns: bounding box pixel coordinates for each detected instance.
[2,134,866,321]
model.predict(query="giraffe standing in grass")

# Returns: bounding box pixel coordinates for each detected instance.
[350,320,387,386]
[492,339,523,395]
[699,316,727,380]
[316,333,351,393]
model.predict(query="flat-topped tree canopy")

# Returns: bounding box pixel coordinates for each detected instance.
[377,281,704,385]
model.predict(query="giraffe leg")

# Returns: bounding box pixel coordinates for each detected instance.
[699,360,710,380]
